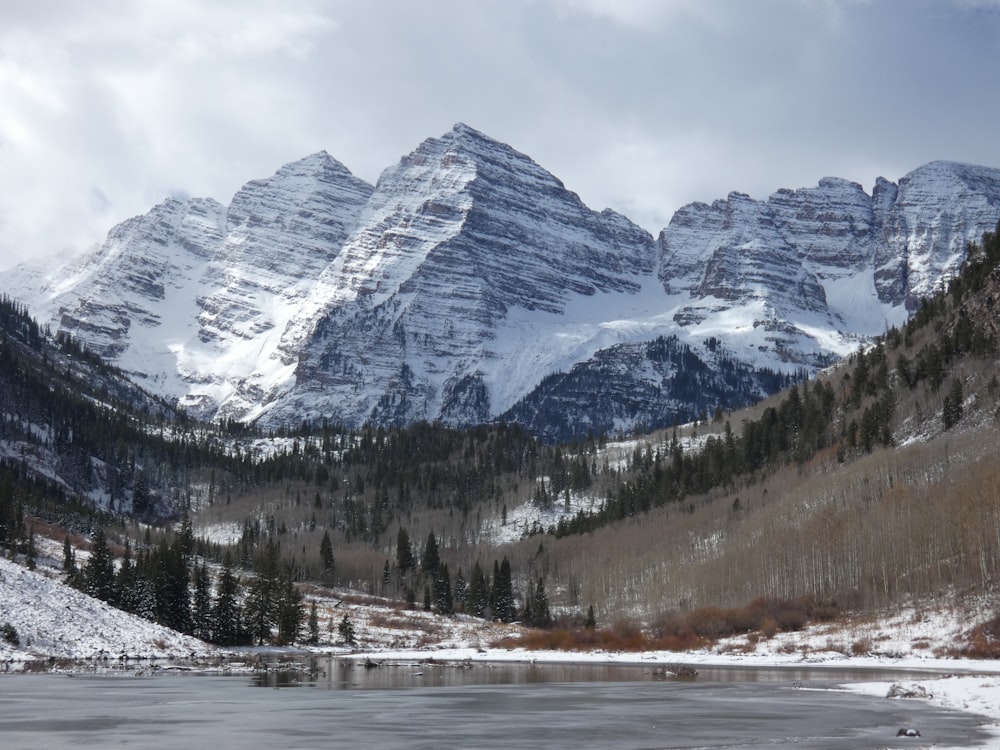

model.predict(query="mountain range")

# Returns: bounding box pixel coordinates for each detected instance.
[7,124,1000,439]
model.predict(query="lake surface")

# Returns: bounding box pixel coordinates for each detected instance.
[0,659,991,749]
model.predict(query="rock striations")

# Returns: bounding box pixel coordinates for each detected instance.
[267,123,657,428]
[7,125,1000,440]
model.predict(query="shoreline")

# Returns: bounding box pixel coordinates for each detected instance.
[5,645,999,746]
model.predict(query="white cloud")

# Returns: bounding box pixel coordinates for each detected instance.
[1,0,999,271]
[547,0,725,29]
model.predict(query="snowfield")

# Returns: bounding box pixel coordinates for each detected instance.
[0,556,210,663]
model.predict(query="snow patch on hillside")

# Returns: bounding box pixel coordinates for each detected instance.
[0,555,210,662]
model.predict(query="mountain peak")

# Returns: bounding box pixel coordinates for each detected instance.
[266,150,365,187]
[6,125,1000,440]
[448,121,490,141]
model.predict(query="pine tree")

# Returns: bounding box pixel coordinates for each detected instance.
[192,561,213,641]
[319,530,335,575]
[275,572,304,646]
[177,514,195,560]
[115,539,140,614]
[434,563,453,615]
[381,560,392,595]
[153,539,192,634]
[491,558,515,623]
[396,527,415,574]
[245,542,280,645]
[213,559,242,646]
[84,528,116,604]
[467,561,488,618]
[943,378,964,429]
[421,530,440,576]
[338,614,356,646]
[584,604,596,629]
[453,568,467,612]
[307,601,320,645]
[132,469,150,518]
[530,576,552,628]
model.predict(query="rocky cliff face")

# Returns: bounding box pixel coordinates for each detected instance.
[17,196,226,398]
[264,123,657,427]
[872,161,1000,311]
[12,153,373,419]
[658,163,1000,371]
[6,126,1000,439]
[182,152,373,418]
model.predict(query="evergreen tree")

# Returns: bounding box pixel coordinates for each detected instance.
[275,572,304,646]
[127,548,158,622]
[307,601,320,645]
[434,563,453,615]
[338,614,356,646]
[381,560,392,595]
[467,561,489,618]
[319,530,335,574]
[132,469,151,518]
[529,576,552,628]
[177,514,195,560]
[453,568,467,612]
[584,604,596,629]
[421,530,440,576]
[213,559,242,646]
[245,542,280,645]
[396,527,415,574]
[943,377,964,429]
[153,539,192,634]
[115,539,141,615]
[192,561,213,641]
[491,558,515,623]
[83,528,116,604]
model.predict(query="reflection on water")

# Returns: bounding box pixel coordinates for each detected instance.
[250,655,956,692]
[0,661,992,749]
[255,658,699,690]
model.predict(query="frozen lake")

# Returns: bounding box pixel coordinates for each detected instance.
[0,660,991,748]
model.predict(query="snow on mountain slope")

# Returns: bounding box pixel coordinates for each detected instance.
[178,152,373,419]
[873,160,1000,310]
[658,162,1000,371]
[261,123,657,426]
[13,197,227,400]
[7,153,374,421]
[5,126,1000,438]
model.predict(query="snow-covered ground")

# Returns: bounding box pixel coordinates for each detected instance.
[0,555,211,663]
[3,547,1000,745]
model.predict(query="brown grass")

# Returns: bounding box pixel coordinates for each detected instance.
[960,614,1000,658]
[494,595,842,654]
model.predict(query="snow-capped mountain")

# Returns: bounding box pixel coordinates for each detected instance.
[657,162,1000,372]
[6,125,1000,439]
[263,123,657,427]
[11,151,373,421]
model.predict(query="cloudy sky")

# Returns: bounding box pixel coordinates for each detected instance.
[2,0,999,271]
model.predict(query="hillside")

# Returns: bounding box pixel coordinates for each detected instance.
[182,220,1000,633]
[1,222,1000,670]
